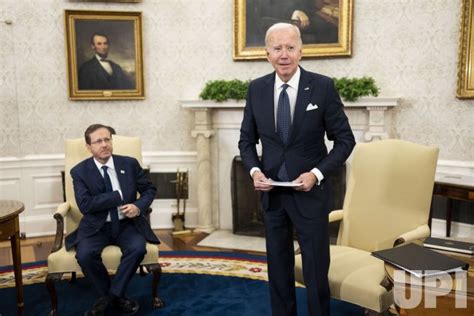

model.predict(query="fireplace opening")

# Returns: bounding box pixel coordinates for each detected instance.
[231,156,346,239]
[231,156,265,237]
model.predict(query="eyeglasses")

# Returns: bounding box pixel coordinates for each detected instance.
[90,138,112,145]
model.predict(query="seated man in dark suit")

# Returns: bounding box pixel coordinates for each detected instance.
[78,33,134,90]
[65,124,159,316]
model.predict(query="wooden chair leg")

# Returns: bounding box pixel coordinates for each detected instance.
[46,272,63,316]
[144,263,165,309]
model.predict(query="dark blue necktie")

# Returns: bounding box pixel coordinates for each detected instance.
[102,166,119,237]
[277,84,291,181]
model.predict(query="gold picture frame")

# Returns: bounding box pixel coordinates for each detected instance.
[65,10,144,100]
[457,0,474,99]
[233,0,353,60]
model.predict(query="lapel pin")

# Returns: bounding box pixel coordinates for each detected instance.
[304,87,310,91]
[120,170,125,174]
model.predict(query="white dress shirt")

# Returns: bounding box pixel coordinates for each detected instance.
[96,54,113,76]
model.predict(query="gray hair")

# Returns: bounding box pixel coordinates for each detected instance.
[264,23,303,48]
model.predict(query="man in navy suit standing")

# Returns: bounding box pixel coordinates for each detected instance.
[66,124,159,316]
[239,23,355,316]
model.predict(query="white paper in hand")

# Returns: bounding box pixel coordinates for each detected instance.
[268,180,303,187]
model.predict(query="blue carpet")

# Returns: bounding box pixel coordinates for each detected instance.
[0,274,364,316]
[0,252,364,315]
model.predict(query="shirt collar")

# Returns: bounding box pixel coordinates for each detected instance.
[93,156,115,171]
[275,66,301,91]
[95,54,107,62]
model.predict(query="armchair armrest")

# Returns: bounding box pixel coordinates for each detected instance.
[50,202,71,254]
[328,209,343,223]
[393,224,430,247]
[56,201,71,218]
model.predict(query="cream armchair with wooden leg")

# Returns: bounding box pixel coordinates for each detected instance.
[46,135,164,316]
[295,139,439,314]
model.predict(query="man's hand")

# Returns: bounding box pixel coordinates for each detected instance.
[120,204,140,218]
[291,10,310,29]
[252,170,274,192]
[293,172,317,192]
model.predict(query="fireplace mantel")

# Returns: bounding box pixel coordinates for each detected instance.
[182,97,399,140]
[181,97,400,231]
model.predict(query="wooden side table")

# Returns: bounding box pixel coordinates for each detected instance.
[385,240,474,315]
[0,200,25,316]
[429,173,474,237]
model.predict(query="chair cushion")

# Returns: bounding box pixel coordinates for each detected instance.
[48,243,159,274]
[295,245,393,313]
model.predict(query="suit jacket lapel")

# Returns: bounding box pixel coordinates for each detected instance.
[113,155,128,197]
[93,58,111,79]
[289,67,313,143]
[262,74,279,138]
[86,157,106,192]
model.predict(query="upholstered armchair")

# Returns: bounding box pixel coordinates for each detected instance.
[295,139,439,314]
[46,136,163,316]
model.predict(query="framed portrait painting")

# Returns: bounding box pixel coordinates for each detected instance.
[233,0,353,60]
[65,10,144,100]
[457,0,474,99]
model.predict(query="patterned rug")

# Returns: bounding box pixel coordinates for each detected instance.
[0,251,364,315]
[0,251,270,289]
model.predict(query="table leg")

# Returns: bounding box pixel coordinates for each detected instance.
[10,226,24,316]
[428,196,434,229]
[446,198,453,237]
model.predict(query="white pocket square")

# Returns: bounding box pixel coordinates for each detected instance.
[306,103,318,111]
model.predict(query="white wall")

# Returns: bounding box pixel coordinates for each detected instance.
[0,0,472,159]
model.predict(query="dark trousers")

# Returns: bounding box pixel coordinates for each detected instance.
[265,191,330,316]
[75,219,147,297]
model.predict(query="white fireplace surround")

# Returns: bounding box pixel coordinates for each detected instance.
[181,97,400,233]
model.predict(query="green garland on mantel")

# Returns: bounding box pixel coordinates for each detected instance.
[199,77,379,102]
[199,79,250,102]
[333,77,379,102]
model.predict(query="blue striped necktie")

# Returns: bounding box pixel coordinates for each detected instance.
[277,84,291,181]
[102,166,120,237]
